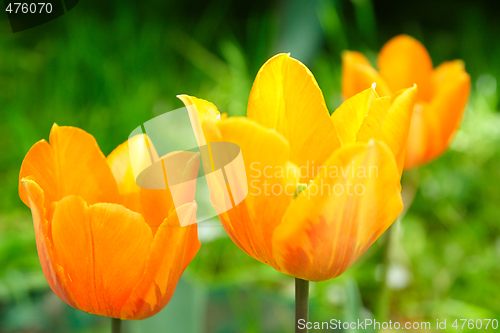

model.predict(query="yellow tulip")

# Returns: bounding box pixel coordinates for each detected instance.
[342,34,471,169]
[179,53,417,281]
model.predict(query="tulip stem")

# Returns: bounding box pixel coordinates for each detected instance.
[295,278,309,332]
[111,318,122,333]
[377,169,420,321]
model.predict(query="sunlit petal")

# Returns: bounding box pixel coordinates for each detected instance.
[273,140,402,281]
[215,117,299,266]
[19,125,120,216]
[331,86,377,146]
[356,85,418,174]
[247,53,341,181]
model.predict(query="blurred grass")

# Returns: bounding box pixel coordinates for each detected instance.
[1,0,500,332]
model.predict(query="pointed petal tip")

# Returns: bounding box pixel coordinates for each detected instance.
[20,177,31,189]
[176,94,193,106]
[50,123,60,136]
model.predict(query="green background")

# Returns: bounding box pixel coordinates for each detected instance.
[0,0,499,332]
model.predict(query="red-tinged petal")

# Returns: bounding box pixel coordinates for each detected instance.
[19,125,120,215]
[20,178,79,309]
[120,203,200,319]
[214,117,299,266]
[273,140,403,281]
[247,53,341,181]
[356,85,418,174]
[51,196,153,318]
[341,51,392,99]
[378,35,434,102]
[331,86,377,146]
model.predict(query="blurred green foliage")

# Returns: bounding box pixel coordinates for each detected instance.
[0,0,499,332]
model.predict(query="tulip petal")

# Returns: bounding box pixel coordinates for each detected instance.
[177,95,220,147]
[20,178,79,309]
[51,196,153,318]
[177,94,220,123]
[356,85,417,174]
[247,53,341,181]
[378,35,433,101]
[140,151,199,233]
[404,102,442,169]
[120,203,200,319]
[331,86,377,146]
[107,135,199,233]
[341,51,392,99]
[19,125,120,215]
[214,117,299,266]
[404,61,470,169]
[430,60,471,155]
[106,134,152,213]
[273,140,402,281]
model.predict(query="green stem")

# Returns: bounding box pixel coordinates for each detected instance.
[377,169,420,321]
[295,278,309,333]
[376,218,399,321]
[111,318,122,333]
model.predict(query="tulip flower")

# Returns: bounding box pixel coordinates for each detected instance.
[178,53,416,330]
[178,53,417,281]
[342,34,471,169]
[19,124,200,322]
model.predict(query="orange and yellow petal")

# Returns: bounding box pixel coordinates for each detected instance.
[341,51,392,99]
[430,60,471,153]
[273,140,402,281]
[377,35,434,102]
[403,102,441,169]
[51,196,153,318]
[120,203,200,319]
[356,85,418,174]
[404,61,470,169]
[214,117,299,266]
[20,178,79,309]
[19,125,120,215]
[247,53,341,181]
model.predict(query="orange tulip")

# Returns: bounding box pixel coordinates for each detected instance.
[18,124,200,319]
[342,34,471,169]
[178,53,417,282]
